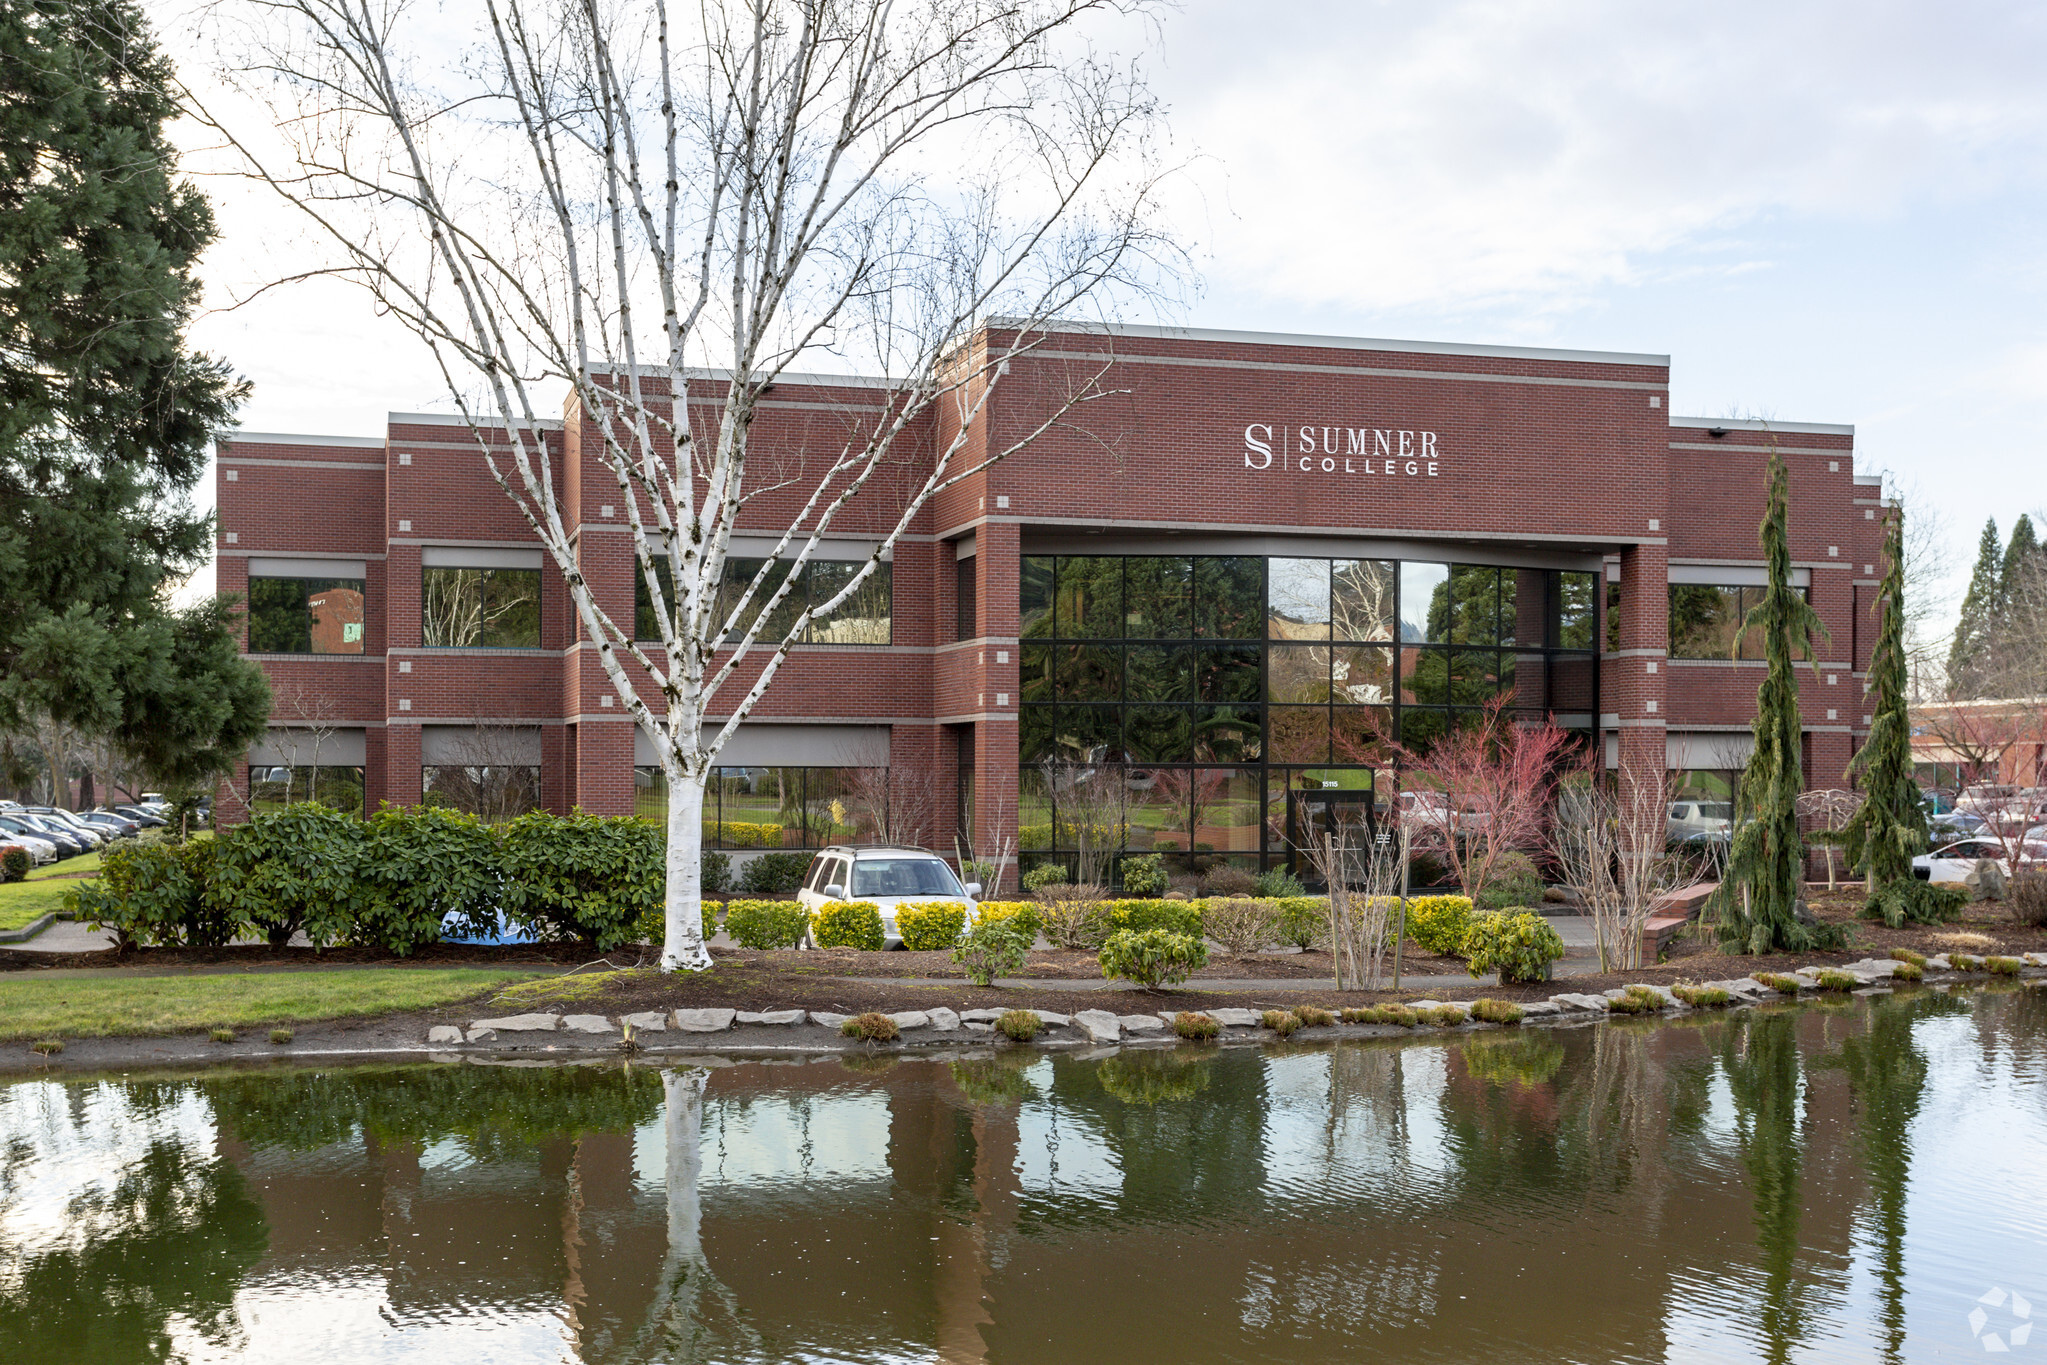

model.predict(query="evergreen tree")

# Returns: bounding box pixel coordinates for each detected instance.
[1946,519,2001,697]
[1717,447,1843,954]
[1997,513,2040,610]
[1843,510,1927,890]
[0,0,265,776]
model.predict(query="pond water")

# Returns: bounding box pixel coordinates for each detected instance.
[3,986,2044,1363]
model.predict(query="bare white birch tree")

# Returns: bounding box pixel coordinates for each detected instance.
[193,0,1182,968]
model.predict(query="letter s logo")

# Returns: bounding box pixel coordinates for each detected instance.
[1244,423,1273,469]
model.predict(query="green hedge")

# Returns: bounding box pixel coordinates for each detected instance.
[811,900,884,950]
[76,804,715,954]
[1101,899,1204,937]
[723,899,808,949]
[896,901,968,951]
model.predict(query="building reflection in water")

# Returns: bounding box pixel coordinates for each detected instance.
[0,987,2041,1364]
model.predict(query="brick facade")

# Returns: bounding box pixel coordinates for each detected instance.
[218,323,1882,882]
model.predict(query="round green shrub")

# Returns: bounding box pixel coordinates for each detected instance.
[1403,895,1475,957]
[810,900,885,950]
[1255,867,1307,899]
[0,846,30,883]
[721,899,807,949]
[996,1008,1042,1042]
[953,919,1031,986]
[1119,853,1168,897]
[1272,896,1329,950]
[1021,862,1070,893]
[896,901,968,951]
[1461,911,1566,984]
[1098,928,1208,990]
[738,851,811,895]
[1475,850,1546,910]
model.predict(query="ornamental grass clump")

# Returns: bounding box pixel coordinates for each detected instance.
[1814,969,1859,992]
[1948,953,1982,972]
[840,1012,899,1042]
[1985,955,2024,977]
[1293,1005,1336,1028]
[1607,986,1666,1014]
[1098,928,1208,991]
[1753,972,1803,995]
[29,1039,62,1056]
[1173,1011,1221,1040]
[1425,1005,1466,1027]
[1382,1005,1421,1027]
[1261,1009,1300,1038]
[1469,998,1524,1025]
[1890,960,1924,982]
[269,1028,294,1045]
[996,1008,1043,1042]
[210,1028,235,1043]
[1890,948,1928,968]
[1671,984,1732,1007]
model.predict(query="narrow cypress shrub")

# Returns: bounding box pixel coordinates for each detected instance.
[1845,511,1929,900]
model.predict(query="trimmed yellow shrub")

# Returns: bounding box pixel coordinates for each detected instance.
[704,820,785,848]
[720,899,806,949]
[896,901,968,951]
[1101,899,1204,936]
[974,901,1042,941]
[1402,895,1475,957]
[811,900,885,951]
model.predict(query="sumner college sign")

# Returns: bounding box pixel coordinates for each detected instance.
[1243,424,1442,477]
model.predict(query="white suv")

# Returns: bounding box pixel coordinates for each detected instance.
[796,845,981,947]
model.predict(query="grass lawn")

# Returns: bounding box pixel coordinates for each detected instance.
[0,879,80,931]
[25,850,102,881]
[0,966,547,1040]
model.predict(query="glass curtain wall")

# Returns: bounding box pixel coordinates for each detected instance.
[635,766,889,848]
[1019,554,1598,878]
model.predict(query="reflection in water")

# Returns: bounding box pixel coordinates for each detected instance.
[0,986,2042,1363]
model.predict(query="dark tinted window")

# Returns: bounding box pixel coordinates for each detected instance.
[956,557,977,640]
[422,567,540,647]
[248,577,366,654]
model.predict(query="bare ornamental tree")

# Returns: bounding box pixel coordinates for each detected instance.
[200,0,1182,968]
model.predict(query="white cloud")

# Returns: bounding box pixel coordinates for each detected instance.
[1159,0,2047,313]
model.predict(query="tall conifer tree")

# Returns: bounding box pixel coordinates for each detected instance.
[1844,510,1926,890]
[1946,519,2001,697]
[1718,447,1843,954]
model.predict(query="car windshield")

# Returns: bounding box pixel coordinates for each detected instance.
[850,857,964,899]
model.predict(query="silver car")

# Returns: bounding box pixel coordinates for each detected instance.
[796,845,981,947]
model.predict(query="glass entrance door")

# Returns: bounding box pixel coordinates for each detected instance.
[1287,786,1381,890]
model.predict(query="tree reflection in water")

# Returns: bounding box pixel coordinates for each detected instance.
[0,1136,267,1364]
[1721,1009,1823,1365]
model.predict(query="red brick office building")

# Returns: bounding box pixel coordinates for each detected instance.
[217,322,1885,884]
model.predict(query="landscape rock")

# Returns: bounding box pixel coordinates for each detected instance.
[1117,1014,1166,1032]
[1208,1008,1263,1027]
[562,1014,617,1033]
[809,1012,851,1030]
[671,1008,737,1032]
[2026,953,2047,968]
[1072,1009,1121,1043]
[1966,859,2009,901]
[1549,994,1609,1012]
[1032,1011,1072,1026]
[1926,955,1953,971]
[1626,985,1680,1006]
[889,1011,931,1030]
[735,1009,805,1027]
[621,1011,668,1032]
[427,1025,464,1045]
[964,1021,994,1033]
[1517,1002,1562,1017]
[1846,959,1900,978]
[959,1008,1007,1023]
[469,1013,560,1033]
[464,1026,498,1043]
[1408,999,1449,1010]
[927,1007,961,1032]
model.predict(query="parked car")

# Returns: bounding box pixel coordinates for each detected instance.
[0,819,59,865]
[80,810,141,838]
[796,845,981,946]
[7,813,90,856]
[112,805,167,828]
[1668,800,1734,841]
[1912,838,2035,883]
[25,808,107,848]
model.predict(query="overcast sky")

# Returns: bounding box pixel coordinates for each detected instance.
[168,0,2047,630]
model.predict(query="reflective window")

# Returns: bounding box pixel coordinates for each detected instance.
[1400,561,1449,642]
[422,567,541,648]
[1268,558,1331,639]
[1125,557,1193,638]
[1332,560,1396,641]
[248,577,366,654]
[421,764,541,822]
[635,765,888,846]
[1555,571,1597,650]
[682,557,891,645]
[1194,557,1263,639]
[249,765,365,815]
[1668,584,1805,660]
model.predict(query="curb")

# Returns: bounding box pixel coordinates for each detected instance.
[0,914,55,945]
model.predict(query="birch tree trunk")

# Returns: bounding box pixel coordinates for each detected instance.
[664,767,710,971]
